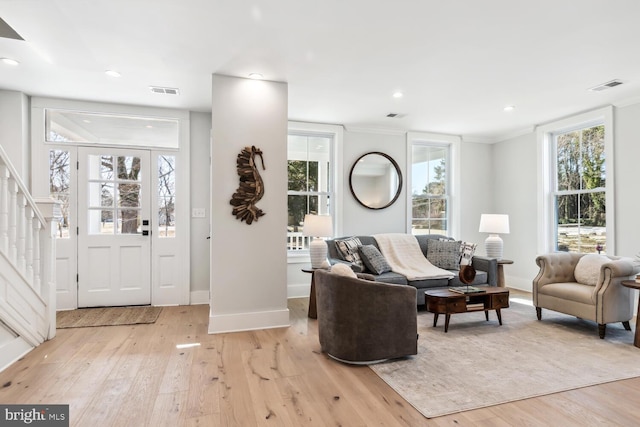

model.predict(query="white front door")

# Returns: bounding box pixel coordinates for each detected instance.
[77,147,151,307]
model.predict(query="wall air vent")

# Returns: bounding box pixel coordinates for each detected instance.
[149,86,180,95]
[386,113,406,118]
[589,79,623,92]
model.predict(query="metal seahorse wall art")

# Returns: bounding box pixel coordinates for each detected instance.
[230,145,266,224]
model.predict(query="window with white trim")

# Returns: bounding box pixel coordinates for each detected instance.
[538,107,614,254]
[287,132,334,251]
[410,143,450,235]
[552,123,606,252]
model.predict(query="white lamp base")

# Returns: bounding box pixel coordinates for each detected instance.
[484,234,503,259]
[309,238,328,269]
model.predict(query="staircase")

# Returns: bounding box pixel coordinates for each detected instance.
[0,144,57,372]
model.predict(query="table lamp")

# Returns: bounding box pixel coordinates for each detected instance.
[479,214,510,259]
[303,214,333,268]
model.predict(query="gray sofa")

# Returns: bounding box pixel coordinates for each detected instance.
[326,234,498,305]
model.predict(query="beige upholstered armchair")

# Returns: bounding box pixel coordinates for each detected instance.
[533,252,640,338]
[314,269,418,364]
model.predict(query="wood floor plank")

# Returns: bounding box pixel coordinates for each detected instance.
[0,298,639,426]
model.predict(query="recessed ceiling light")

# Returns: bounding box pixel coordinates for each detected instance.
[248,73,263,80]
[503,105,516,112]
[1,57,20,66]
[105,70,121,78]
[393,92,403,98]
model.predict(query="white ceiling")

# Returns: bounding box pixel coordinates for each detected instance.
[2,0,640,142]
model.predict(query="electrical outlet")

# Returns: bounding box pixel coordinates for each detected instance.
[192,208,206,218]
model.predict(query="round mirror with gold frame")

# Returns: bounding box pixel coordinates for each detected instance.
[349,152,402,210]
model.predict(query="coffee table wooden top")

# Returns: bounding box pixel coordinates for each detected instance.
[425,286,509,298]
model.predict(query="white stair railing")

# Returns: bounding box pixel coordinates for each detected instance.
[0,144,58,346]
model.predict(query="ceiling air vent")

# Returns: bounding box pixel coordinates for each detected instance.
[386,113,406,118]
[589,79,623,92]
[149,86,180,95]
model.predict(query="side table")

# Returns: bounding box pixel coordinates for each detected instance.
[496,259,513,288]
[621,280,640,348]
[302,267,323,319]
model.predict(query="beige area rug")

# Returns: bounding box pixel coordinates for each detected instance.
[369,298,640,418]
[56,306,162,328]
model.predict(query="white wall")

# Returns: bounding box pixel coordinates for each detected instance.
[0,90,29,188]
[491,132,539,290]
[613,103,640,259]
[342,130,407,235]
[189,111,211,303]
[209,74,289,333]
[458,140,494,245]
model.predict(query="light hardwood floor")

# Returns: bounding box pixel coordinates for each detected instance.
[2,294,640,426]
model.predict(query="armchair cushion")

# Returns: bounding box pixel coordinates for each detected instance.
[574,254,609,286]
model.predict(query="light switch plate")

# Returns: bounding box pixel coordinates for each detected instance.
[192,208,206,218]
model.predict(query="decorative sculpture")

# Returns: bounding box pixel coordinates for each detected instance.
[230,145,265,224]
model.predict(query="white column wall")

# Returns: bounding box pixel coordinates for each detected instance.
[209,74,289,333]
[0,90,29,188]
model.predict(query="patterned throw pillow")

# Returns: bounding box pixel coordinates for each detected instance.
[426,240,462,270]
[359,245,392,275]
[459,241,477,265]
[334,237,364,270]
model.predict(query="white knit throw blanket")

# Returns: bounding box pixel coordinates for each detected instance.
[373,233,455,281]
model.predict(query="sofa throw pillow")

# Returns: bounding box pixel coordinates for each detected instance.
[574,254,609,286]
[334,237,364,270]
[459,241,477,265]
[359,244,392,275]
[331,263,357,278]
[426,239,462,270]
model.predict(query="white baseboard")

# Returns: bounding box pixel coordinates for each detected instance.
[208,308,290,334]
[190,290,210,305]
[287,283,310,299]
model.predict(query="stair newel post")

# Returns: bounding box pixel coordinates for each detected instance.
[0,164,8,254]
[34,198,61,340]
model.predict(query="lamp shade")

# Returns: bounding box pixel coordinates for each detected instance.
[479,214,510,234]
[303,214,333,238]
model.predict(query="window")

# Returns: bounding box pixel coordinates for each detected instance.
[552,124,606,252]
[45,109,179,148]
[538,106,614,254]
[157,155,176,237]
[49,149,71,238]
[87,154,142,235]
[410,144,450,235]
[287,133,333,251]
